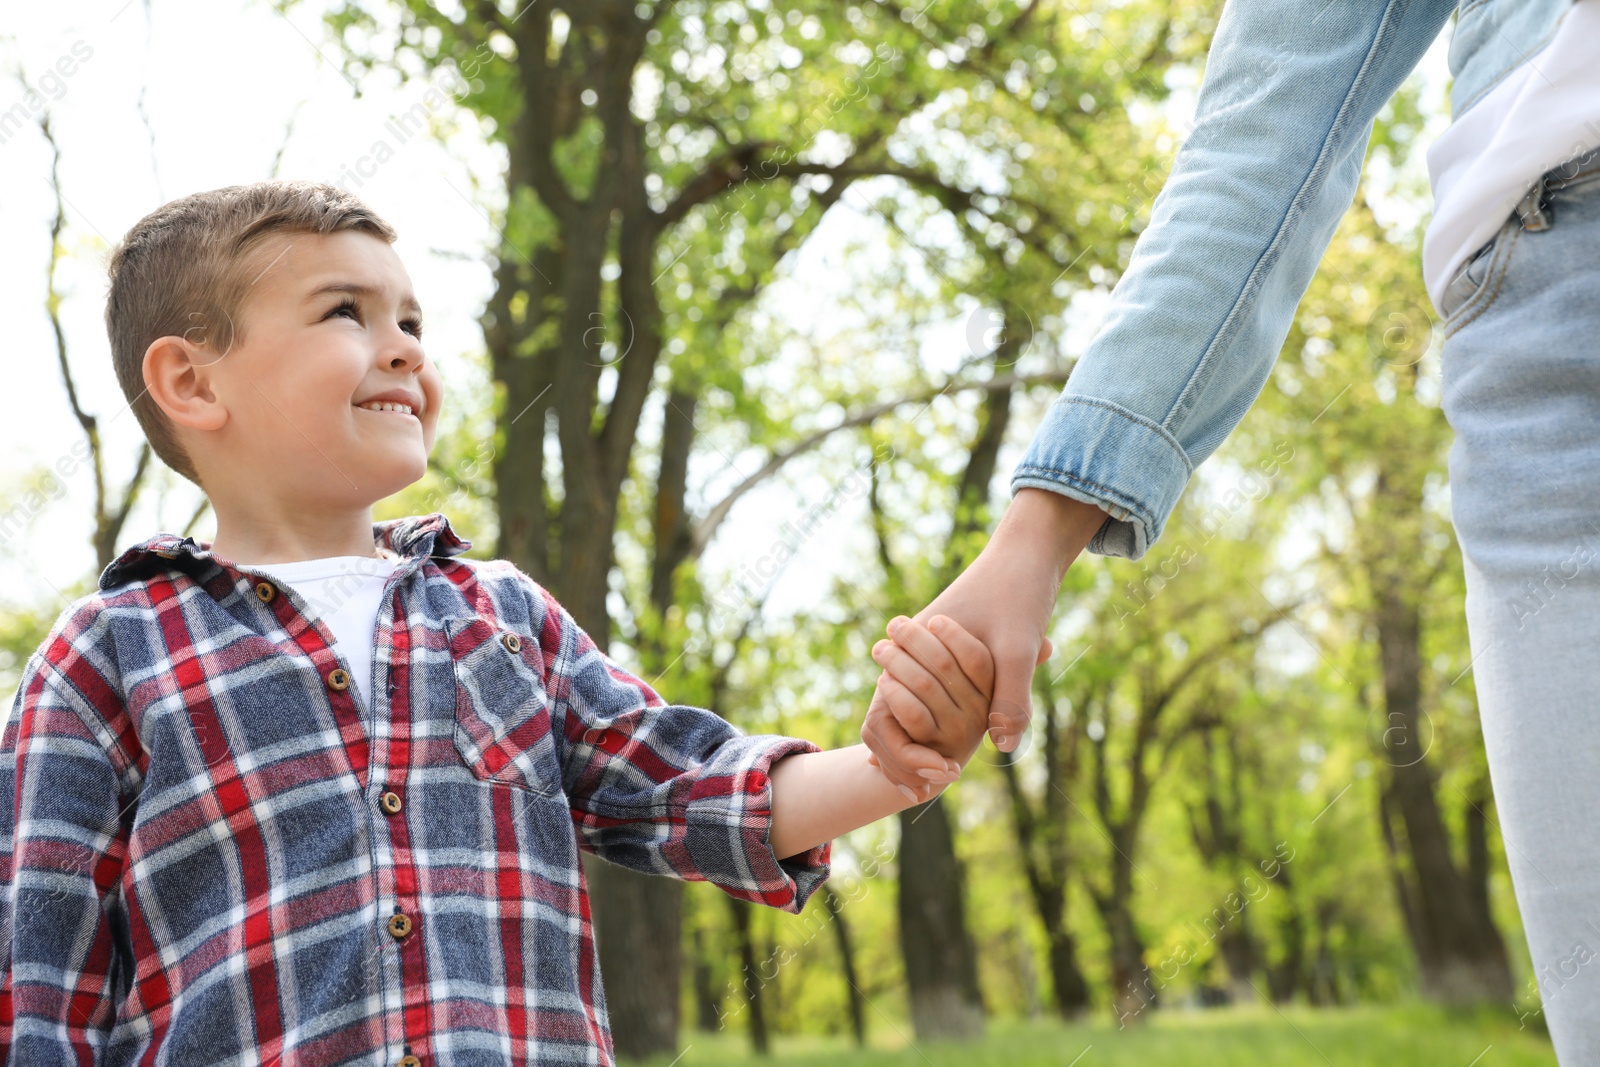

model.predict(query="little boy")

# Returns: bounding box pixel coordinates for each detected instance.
[0,181,993,1066]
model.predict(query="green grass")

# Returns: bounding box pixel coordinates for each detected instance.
[646,1005,1554,1067]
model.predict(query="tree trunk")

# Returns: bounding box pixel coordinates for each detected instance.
[587,855,684,1058]
[1373,583,1514,1003]
[561,466,683,1058]
[997,684,1091,1021]
[690,925,722,1033]
[1044,921,1092,1019]
[1268,898,1306,1003]
[1307,901,1344,1007]
[1214,917,1262,1006]
[821,886,866,1047]
[999,749,1091,1021]
[1184,727,1263,1004]
[1095,894,1153,1025]
[898,799,985,1041]
[728,897,770,1056]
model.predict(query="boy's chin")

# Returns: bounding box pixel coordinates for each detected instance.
[352,451,429,504]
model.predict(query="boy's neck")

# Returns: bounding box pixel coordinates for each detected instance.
[204,494,383,566]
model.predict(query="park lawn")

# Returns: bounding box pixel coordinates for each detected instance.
[648,1004,1555,1067]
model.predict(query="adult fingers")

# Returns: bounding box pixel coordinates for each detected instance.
[987,648,1038,753]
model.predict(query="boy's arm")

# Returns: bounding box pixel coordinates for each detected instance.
[767,746,920,860]
[525,583,829,914]
[1,647,131,1064]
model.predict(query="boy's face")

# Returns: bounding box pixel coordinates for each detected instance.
[194,230,442,506]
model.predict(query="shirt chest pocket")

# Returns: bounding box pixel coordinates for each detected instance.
[444,616,561,796]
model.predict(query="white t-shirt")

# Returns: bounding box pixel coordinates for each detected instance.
[236,553,402,717]
[1423,0,1600,311]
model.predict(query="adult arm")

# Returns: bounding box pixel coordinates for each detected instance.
[865,0,1460,787]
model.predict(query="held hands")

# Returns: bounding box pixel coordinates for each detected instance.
[865,614,996,803]
[767,615,998,858]
[859,489,1109,797]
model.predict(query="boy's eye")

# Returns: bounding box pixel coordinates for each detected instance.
[326,299,424,340]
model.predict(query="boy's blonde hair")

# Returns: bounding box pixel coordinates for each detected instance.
[104,180,397,485]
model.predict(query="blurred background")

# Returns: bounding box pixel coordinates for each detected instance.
[0,1,1555,1063]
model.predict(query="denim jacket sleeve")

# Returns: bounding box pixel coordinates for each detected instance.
[1012,0,1458,559]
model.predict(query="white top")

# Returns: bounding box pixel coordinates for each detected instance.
[1423,0,1600,311]
[236,553,402,718]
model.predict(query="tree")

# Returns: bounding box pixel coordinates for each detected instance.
[310,0,1215,1051]
[36,115,155,571]
[1040,485,1283,1023]
[995,689,1093,1018]
[1248,98,1516,1002]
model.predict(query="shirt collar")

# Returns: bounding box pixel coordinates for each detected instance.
[98,512,473,592]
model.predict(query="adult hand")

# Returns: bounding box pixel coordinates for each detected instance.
[860,489,1109,796]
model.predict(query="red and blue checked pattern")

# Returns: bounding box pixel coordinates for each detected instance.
[0,513,828,1066]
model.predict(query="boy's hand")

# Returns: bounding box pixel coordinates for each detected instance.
[865,614,995,784]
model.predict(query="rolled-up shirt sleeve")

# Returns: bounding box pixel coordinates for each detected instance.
[527,584,829,913]
[1013,0,1457,559]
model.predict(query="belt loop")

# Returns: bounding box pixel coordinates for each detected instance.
[1516,174,1553,232]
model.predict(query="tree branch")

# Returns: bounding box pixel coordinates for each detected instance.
[686,370,1070,562]
[655,142,769,230]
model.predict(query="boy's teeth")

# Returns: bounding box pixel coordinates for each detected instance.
[357,401,414,414]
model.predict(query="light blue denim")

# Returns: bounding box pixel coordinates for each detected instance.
[1012,0,1574,558]
[1009,0,1595,1057]
[1439,160,1600,1061]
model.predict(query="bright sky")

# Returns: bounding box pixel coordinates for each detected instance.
[0,2,1454,672]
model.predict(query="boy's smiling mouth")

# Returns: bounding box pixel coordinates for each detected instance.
[355,400,417,416]
[353,387,424,418]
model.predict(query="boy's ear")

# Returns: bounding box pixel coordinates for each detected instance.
[142,335,228,431]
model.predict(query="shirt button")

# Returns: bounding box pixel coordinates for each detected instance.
[399,1056,421,1067]
[254,581,276,603]
[379,790,403,815]
[327,668,351,691]
[387,913,413,940]
[500,632,522,654]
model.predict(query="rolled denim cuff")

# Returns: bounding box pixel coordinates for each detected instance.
[1009,395,1193,561]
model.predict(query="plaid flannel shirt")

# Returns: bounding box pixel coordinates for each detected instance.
[0,513,829,1066]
